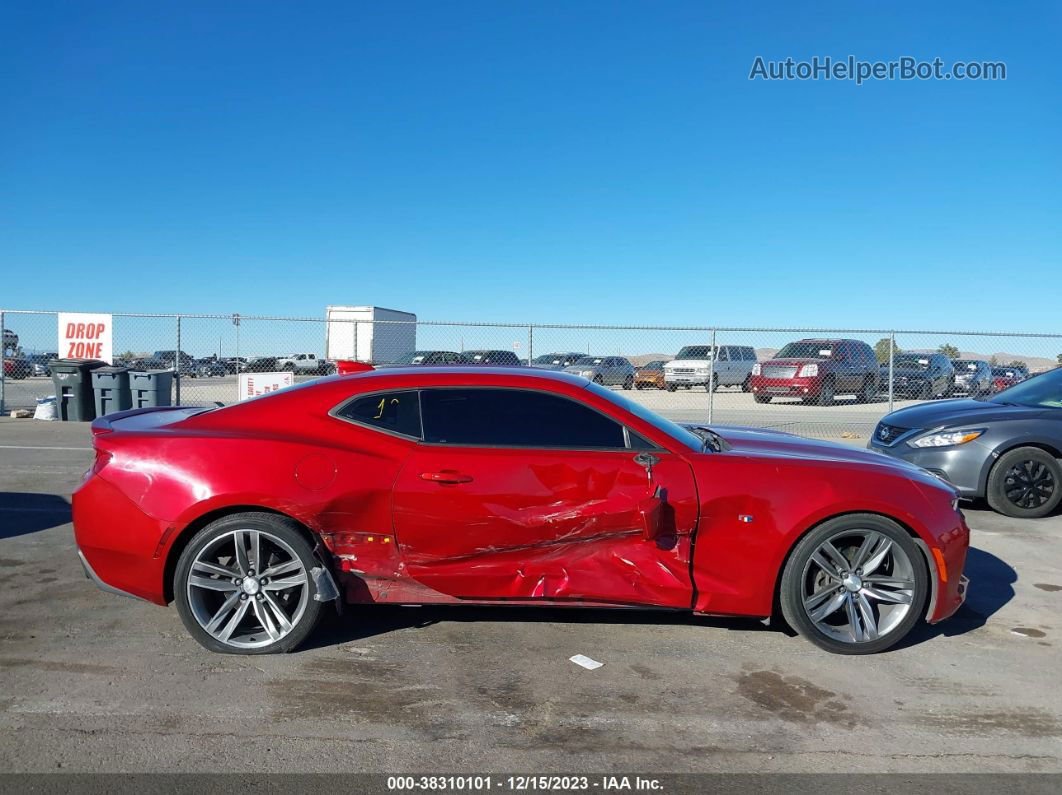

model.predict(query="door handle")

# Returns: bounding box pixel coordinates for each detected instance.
[420,470,473,484]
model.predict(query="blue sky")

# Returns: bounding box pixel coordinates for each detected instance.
[3,1,1060,331]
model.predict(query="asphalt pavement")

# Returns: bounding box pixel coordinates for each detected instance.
[0,417,1060,774]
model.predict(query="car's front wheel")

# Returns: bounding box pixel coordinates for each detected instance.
[808,377,835,406]
[986,447,1062,519]
[779,514,927,654]
[174,513,325,654]
[754,393,772,404]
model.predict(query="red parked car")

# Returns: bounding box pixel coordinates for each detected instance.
[74,367,968,655]
[749,339,879,405]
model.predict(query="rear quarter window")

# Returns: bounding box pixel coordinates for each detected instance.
[337,390,422,438]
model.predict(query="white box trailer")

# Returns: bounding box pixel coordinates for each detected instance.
[325,306,416,364]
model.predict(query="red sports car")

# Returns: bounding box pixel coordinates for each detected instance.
[73,367,969,655]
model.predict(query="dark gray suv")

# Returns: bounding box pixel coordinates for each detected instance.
[868,367,1062,518]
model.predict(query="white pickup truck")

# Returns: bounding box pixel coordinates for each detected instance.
[277,353,325,374]
[663,345,758,392]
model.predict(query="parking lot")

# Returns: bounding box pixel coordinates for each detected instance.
[3,373,930,441]
[1,417,1060,774]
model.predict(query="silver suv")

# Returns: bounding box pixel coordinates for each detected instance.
[563,356,636,389]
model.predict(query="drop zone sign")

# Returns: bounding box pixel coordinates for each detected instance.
[58,312,113,363]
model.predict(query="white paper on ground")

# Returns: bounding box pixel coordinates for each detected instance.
[569,654,603,670]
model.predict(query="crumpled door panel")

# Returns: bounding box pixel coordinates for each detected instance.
[390,447,698,607]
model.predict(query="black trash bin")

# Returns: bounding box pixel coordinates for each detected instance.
[129,370,174,408]
[92,366,132,417]
[50,358,107,421]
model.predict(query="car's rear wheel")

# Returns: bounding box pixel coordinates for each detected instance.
[592,375,604,385]
[174,513,325,654]
[666,384,677,392]
[741,375,751,393]
[754,393,772,404]
[779,514,927,654]
[986,447,1062,519]
[623,375,633,390]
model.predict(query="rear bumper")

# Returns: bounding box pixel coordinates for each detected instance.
[73,473,170,605]
[78,548,148,601]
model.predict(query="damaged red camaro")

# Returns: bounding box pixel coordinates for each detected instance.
[73,367,969,655]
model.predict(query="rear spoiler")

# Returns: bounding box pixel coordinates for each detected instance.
[90,406,202,436]
[335,360,374,375]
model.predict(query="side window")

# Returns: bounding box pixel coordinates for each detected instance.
[337,390,422,438]
[421,388,627,449]
[717,347,730,361]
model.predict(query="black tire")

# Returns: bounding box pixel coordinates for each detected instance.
[592,375,604,385]
[779,514,929,655]
[809,377,835,406]
[174,512,325,654]
[666,384,677,392]
[705,374,717,393]
[855,376,875,404]
[986,447,1062,519]
[754,393,772,404]
[741,375,751,393]
[622,376,633,390]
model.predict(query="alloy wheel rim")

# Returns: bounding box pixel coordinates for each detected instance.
[801,529,916,644]
[187,529,310,649]
[1004,461,1055,509]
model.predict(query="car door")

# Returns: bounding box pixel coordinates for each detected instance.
[391,387,699,607]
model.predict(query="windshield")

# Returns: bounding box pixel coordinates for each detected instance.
[775,342,834,359]
[676,346,712,359]
[585,382,702,451]
[954,360,981,371]
[993,368,1017,378]
[991,368,1061,408]
[640,361,665,370]
[893,354,932,371]
[574,357,604,365]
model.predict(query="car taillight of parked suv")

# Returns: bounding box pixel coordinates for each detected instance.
[749,339,878,406]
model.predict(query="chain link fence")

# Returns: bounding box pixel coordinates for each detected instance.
[2,308,1060,442]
